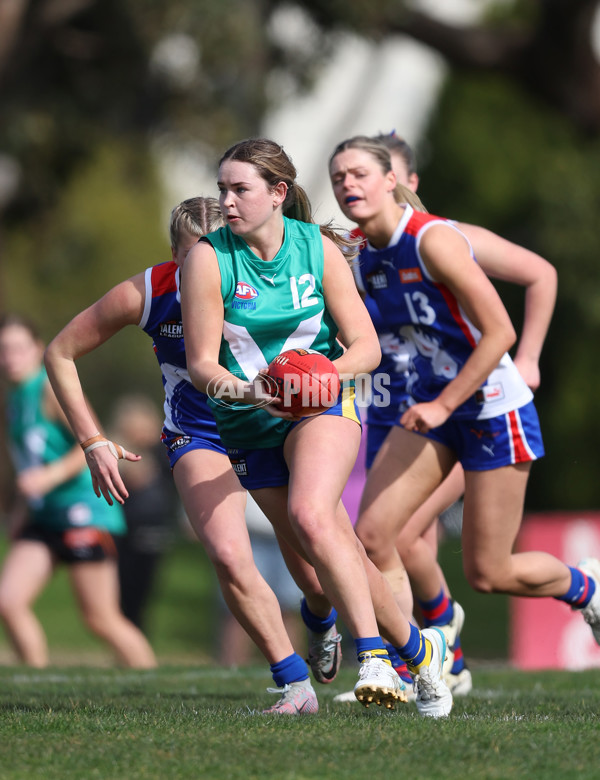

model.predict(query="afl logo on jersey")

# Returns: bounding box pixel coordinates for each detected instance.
[234,282,259,300]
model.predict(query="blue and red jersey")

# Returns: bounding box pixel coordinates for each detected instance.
[138,261,220,441]
[354,206,533,421]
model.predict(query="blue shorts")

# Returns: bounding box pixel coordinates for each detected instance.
[420,400,544,471]
[161,427,226,468]
[227,389,361,490]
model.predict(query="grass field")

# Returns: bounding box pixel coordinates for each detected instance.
[1,664,599,779]
[2,533,593,778]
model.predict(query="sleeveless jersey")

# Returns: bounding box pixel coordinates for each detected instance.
[204,217,343,448]
[6,368,125,532]
[139,261,220,444]
[349,227,411,426]
[355,206,533,420]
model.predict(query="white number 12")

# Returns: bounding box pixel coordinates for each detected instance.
[290,274,319,309]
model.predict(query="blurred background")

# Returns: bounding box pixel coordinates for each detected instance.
[0,0,599,666]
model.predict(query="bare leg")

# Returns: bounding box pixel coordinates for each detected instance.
[397,464,465,603]
[462,464,571,596]
[356,427,455,615]
[174,449,296,665]
[0,540,54,666]
[69,558,157,668]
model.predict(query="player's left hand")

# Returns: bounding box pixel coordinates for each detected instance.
[400,400,450,434]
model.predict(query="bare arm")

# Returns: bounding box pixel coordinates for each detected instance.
[401,225,516,433]
[15,381,88,501]
[44,274,146,504]
[459,222,557,390]
[321,236,381,379]
[180,241,266,406]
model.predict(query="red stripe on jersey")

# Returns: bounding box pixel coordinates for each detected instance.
[435,283,478,348]
[152,262,177,297]
[350,226,367,250]
[404,210,432,237]
[508,410,530,462]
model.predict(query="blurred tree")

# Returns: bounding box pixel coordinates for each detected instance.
[1,0,599,511]
[293,0,600,134]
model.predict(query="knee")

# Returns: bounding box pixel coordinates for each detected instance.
[0,591,23,621]
[287,501,327,550]
[354,520,387,563]
[209,539,255,586]
[463,561,499,594]
[82,610,114,638]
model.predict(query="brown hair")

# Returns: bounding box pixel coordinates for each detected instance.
[219,138,360,259]
[329,135,427,213]
[373,132,417,177]
[0,313,42,342]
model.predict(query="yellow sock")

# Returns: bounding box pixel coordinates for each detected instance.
[406,637,433,674]
[357,647,392,666]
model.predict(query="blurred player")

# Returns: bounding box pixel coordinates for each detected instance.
[0,314,157,668]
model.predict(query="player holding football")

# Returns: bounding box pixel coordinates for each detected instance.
[181,137,453,718]
[328,135,600,665]
[44,196,346,715]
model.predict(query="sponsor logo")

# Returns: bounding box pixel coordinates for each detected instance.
[259,273,277,285]
[159,320,183,339]
[399,268,422,283]
[475,383,505,404]
[367,270,388,290]
[168,435,192,451]
[468,428,499,440]
[230,458,248,477]
[234,282,259,300]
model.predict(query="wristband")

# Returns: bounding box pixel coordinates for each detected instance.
[80,433,103,450]
[83,440,124,460]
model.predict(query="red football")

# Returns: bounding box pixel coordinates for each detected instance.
[265,348,340,417]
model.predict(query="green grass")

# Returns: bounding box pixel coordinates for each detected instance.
[0,665,598,779]
[0,534,596,778]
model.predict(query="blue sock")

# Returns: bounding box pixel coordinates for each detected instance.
[385,642,412,682]
[419,588,453,626]
[450,635,466,674]
[270,653,309,686]
[384,642,401,668]
[396,623,432,670]
[555,566,596,608]
[300,598,337,633]
[355,636,390,665]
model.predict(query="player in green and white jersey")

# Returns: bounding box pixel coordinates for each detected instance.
[181,137,452,717]
[0,314,156,668]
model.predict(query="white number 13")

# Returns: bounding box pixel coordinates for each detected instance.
[404,291,436,325]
